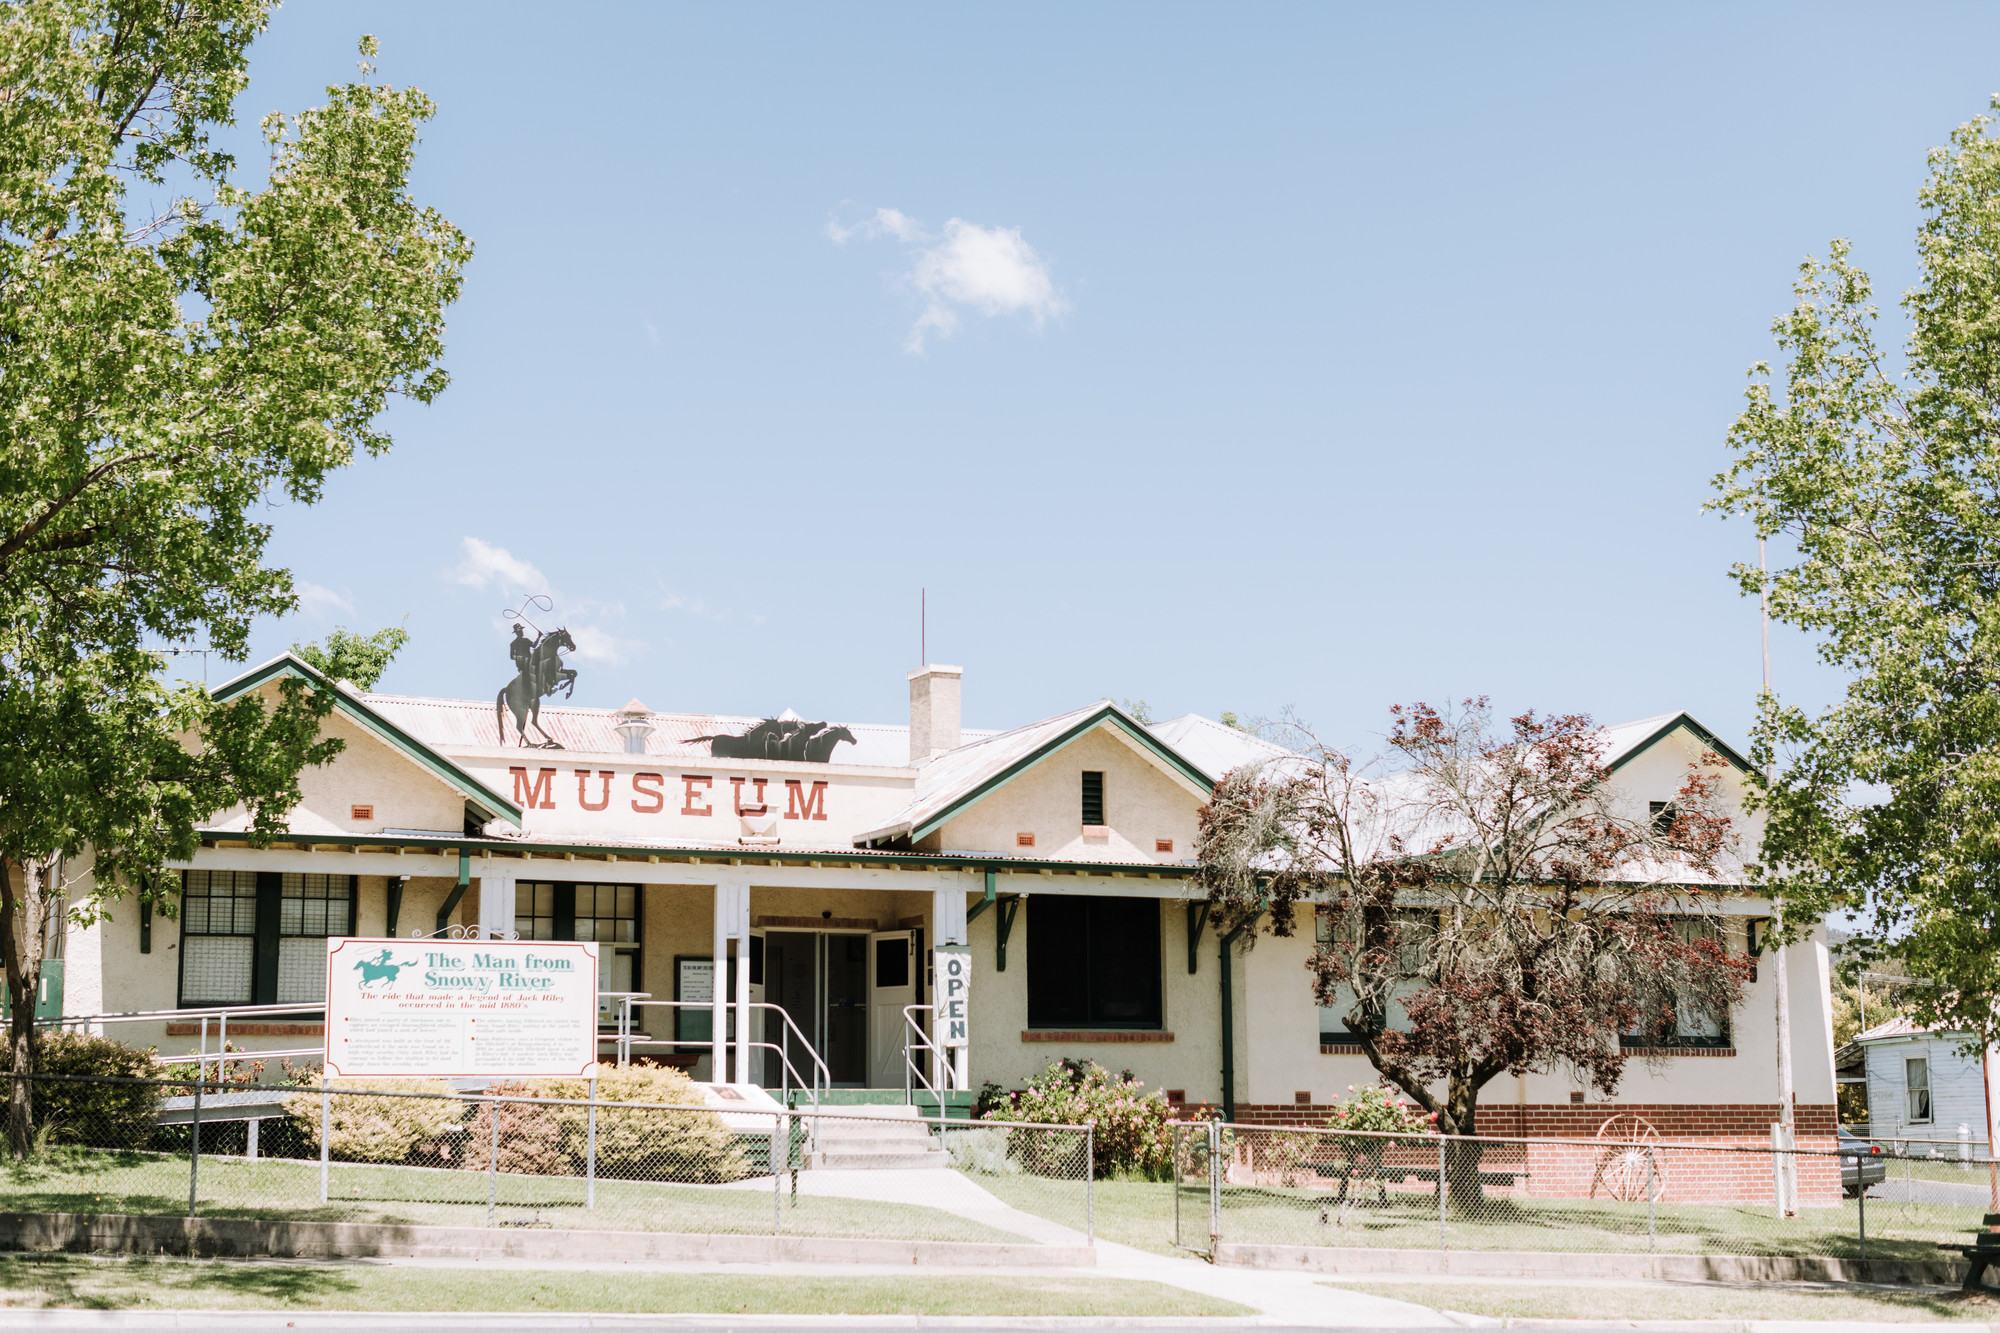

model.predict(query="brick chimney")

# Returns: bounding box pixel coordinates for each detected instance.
[908,665,963,763]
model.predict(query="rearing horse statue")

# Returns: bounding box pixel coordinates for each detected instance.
[496,627,577,747]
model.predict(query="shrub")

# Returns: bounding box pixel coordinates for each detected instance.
[1324,1083,1437,1142]
[987,1058,1173,1180]
[0,1031,163,1150]
[945,1126,1018,1177]
[283,1079,462,1163]
[458,1081,571,1176]
[538,1064,748,1183]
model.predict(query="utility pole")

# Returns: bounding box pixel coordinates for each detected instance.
[1763,537,1798,1214]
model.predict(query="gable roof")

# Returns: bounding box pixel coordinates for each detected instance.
[210,655,523,827]
[1602,711,1755,775]
[853,701,1217,846]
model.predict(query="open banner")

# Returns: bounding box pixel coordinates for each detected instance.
[324,938,599,1077]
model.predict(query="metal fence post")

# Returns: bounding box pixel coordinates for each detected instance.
[1857,1154,1867,1260]
[1173,1122,1182,1245]
[186,1074,203,1218]
[1086,1123,1095,1244]
[318,1089,330,1204]
[1438,1133,1447,1252]
[586,1076,598,1211]
[1207,1117,1222,1258]
[486,1096,499,1227]
[772,1111,783,1237]
[1646,1146,1656,1253]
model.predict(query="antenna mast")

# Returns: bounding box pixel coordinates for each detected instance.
[921,588,926,665]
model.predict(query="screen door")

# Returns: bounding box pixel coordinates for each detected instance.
[869,930,916,1088]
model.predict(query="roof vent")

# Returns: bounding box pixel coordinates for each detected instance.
[613,698,655,755]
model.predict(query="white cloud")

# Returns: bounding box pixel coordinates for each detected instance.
[641,317,660,346]
[446,537,548,595]
[567,625,640,666]
[658,589,727,621]
[827,206,1069,353]
[295,581,354,619]
[825,206,923,245]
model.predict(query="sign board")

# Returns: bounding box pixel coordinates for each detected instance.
[676,955,715,1044]
[934,946,970,1048]
[324,938,598,1078]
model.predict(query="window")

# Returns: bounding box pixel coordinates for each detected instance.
[1620,916,1731,1049]
[177,870,355,1007]
[1907,1056,1932,1123]
[178,871,258,1004]
[515,881,641,1023]
[1315,906,1430,1045]
[277,874,353,1003]
[1027,894,1160,1028]
[1081,771,1105,826]
[1649,801,1676,836]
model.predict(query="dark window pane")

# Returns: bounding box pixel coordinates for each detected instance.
[1081,771,1105,826]
[875,937,908,989]
[1027,896,1092,1026]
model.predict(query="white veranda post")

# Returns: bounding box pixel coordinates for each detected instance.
[478,866,515,940]
[933,886,969,1090]
[712,877,752,1084]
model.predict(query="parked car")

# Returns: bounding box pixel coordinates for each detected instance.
[1840,1126,1887,1196]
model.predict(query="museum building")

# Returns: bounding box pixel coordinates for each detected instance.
[48,654,1838,1144]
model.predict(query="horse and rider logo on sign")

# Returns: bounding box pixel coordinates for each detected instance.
[491,594,854,761]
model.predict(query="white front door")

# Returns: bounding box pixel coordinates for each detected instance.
[868,930,916,1089]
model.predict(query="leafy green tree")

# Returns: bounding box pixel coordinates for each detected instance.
[1711,97,2000,1048]
[0,1,470,1153]
[293,625,409,691]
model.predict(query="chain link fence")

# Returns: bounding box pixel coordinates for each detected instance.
[0,1074,1092,1247]
[1171,1120,1991,1262]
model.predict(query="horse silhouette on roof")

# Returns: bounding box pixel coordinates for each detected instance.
[690,719,856,763]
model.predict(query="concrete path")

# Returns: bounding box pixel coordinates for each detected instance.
[721,1166,1088,1247]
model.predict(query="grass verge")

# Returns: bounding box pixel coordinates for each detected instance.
[1326,1278,2000,1323]
[2,1147,1025,1244]
[0,1255,1250,1316]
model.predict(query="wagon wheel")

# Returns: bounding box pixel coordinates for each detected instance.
[1592,1112,1666,1202]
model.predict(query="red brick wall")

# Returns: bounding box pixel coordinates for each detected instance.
[1230,1102,1841,1206]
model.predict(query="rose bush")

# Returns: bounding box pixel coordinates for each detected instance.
[984,1058,1174,1180]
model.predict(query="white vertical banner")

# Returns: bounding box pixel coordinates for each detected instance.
[934,945,971,1090]
[934,947,971,1046]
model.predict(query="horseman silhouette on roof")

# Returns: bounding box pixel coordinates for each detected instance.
[496,598,577,748]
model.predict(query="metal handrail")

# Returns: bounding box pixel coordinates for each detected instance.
[614,999,830,1109]
[902,1003,954,1105]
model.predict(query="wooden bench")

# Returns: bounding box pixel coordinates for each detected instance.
[1956,1213,2000,1290]
[1309,1158,1525,1207]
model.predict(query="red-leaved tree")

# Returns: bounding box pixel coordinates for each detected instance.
[1194,700,1755,1206]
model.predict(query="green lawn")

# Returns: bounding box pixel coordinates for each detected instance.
[1206,1181,1968,1259]
[999,1172,1981,1261]
[0,1254,1251,1316]
[1328,1278,1999,1324]
[1,1147,1026,1245]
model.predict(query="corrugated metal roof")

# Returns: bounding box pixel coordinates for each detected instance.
[1147,713,1296,778]
[359,692,995,768]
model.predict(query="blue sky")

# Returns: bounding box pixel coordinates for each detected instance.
[207,2,2000,752]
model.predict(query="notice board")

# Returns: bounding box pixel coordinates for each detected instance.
[324,938,598,1078]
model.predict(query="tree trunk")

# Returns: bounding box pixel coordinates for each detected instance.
[0,856,42,1158]
[1442,1079,1488,1213]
